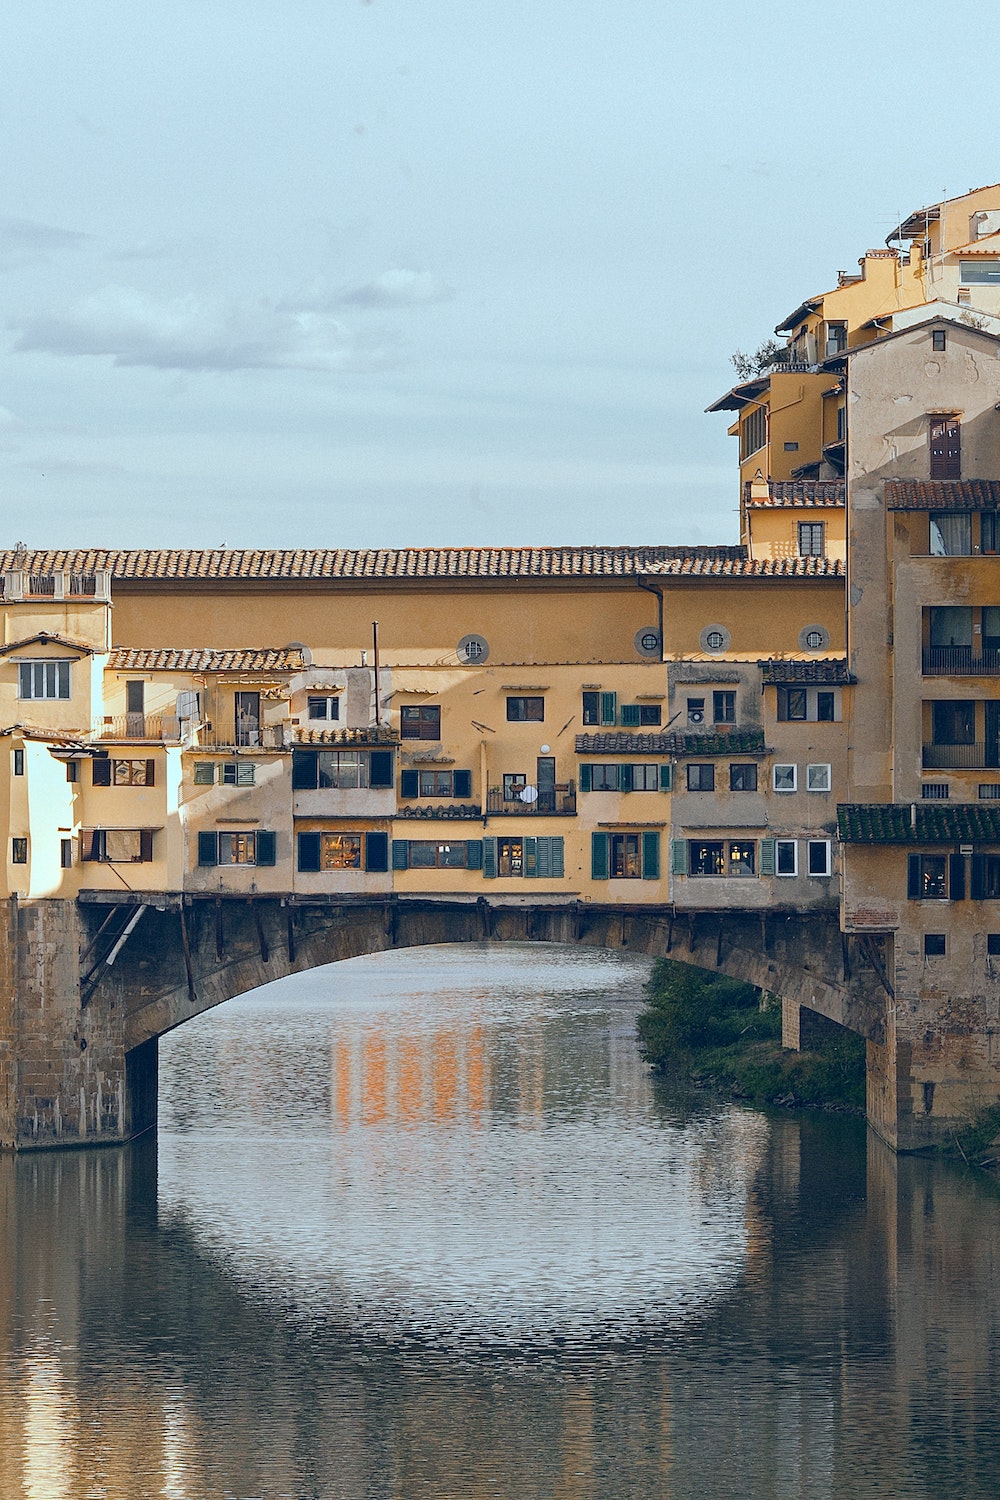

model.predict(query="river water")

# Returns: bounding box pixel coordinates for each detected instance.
[2,944,1000,1498]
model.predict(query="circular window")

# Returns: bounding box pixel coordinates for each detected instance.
[634,627,661,658]
[457,633,490,664]
[699,624,731,654]
[799,624,830,652]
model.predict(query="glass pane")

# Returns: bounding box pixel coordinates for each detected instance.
[930,514,972,556]
[929,607,972,647]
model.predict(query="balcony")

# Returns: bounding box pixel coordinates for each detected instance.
[93,715,176,742]
[922,647,1000,676]
[486,782,577,816]
[922,742,997,770]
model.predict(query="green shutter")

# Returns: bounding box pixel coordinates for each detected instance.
[523,836,538,876]
[659,763,672,791]
[465,839,483,870]
[621,704,641,727]
[256,831,276,866]
[482,837,498,878]
[236,761,255,786]
[759,838,776,876]
[620,763,633,792]
[550,836,564,878]
[972,855,986,901]
[453,769,472,799]
[198,831,217,866]
[366,831,389,872]
[642,831,660,880]
[949,852,966,901]
[600,692,617,726]
[298,832,321,872]
[591,832,609,880]
[368,749,394,789]
[670,839,688,875]
[535,836,552,878]
[92,758,111,786]
[579,763,592,792]
[400,769,419,799]
[193,762,215,785]
[907,853,921,900]
[392,839,410,870]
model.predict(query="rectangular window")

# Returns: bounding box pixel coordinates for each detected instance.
[798,523,825,558]
[922,783,949,800]
[610,833,642,879]
[60,838,73,868]
[924,933,947,956]
[292,749,393,790]
[13,749,24,776]
[307,695,340,721]
[82,830,154,864]
[728,841,756,877]
[620,703,662,727]
[298,830,387,873]
[686,697,706,726]
[784,688,808,722]
[807,840,831,877]
[628,764,660,791]
[989,934,1000,956]
[932,700,976,746]
[932,329,947,352]
[408,840,469,870]
[18,660,71,700]
[582,691,600,726]
[218,832,257,865]
[817,691,835,722]
[418,770,454,797]
[730,763,758,791]
[687,763,715,791]
[776,839,797,876]
[980,785,1000,800]
[713,691,736,724]
[982,514,999,554]
[318,832,362,869]
[113,758,154,787]
[777,687,840,723]
[11,838,27,864]
[908,853,948,899]
[506,696,544,722]
[590,765,619,791]
[689,840,725,877]
[222,762,256,786]
[959,259,1000,285]
[806,763,831,793]
[973,856,1000,900]
[498,838,524,877]
[929,513,972,556]
[740,404,767,459]
[65,761,79,783]
[400,705,441,740]
[773,764,797,792]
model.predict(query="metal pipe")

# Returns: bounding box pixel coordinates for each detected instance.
[372,619,381,726]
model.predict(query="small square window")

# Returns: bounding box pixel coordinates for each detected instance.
[687,763,715,791]
[807,840,831,877]
[932,329,947,352]
[776,839,797,876]
[807,763,831,793]
[924,933,946,956]
[687,697,706,725]
[773,764,797,792]
[988,934,1000,956]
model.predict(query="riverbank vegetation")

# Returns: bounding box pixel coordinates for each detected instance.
[637,959,866,1113]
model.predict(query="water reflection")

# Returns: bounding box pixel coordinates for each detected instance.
[0,946,999,1496]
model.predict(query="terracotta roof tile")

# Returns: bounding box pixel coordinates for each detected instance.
[838,803,1000,843]
[884,479,1000,511]
[575,728,765,757]
[760,658,855,685]
[107,647,304,673]
[0,546,844,582]
[745,480,845,509]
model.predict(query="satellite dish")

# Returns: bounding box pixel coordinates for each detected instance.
[519,784,538,803]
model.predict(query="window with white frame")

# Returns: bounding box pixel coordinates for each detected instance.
[307,695,340,721]
[807,840,831,876]
[776,839,797,876]
[806,763,831,793]
[773,764,797,792]
[18,660,71,699]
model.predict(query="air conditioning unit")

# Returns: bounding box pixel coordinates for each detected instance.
[688,709,704,725]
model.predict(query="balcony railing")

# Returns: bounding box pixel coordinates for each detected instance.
[93,715,173,742]
[922,742,998,770]
[486,782,577,816]
[923,646,1000,676]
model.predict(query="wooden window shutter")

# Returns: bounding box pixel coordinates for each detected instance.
[400,769,419,799]
[139,830,154,862]
[365,831,389,872]
[620,704,641,728]
[368,750,394,789]
[534,837,551,878]
[198,831,217,866]
[193,762,215,785]
[971,854,986,901]
[92,758,111,786]
[620,763,634,793]
[579,763,592,792]
[659,763,672,792]
[145,759,156,786]
[600,692,617,726]
[523,836,538,876]
[391,839,410,870]
[482,837,498,878]
[670,839,688,875]
[641,831,660,879]
[292,750,318,790]
[465,839,483,870]
[453,769,472,799]
[591,832,609,880]
[550,836,565,878]
[907,853,921,900]
[297,832,321,872]
[256,831,277,866]
[759,839,776,876]
[949,852,966,901]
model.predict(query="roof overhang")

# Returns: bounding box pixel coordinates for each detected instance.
[774,299,820,335]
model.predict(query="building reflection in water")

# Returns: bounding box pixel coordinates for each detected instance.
[3,948,1000,1496]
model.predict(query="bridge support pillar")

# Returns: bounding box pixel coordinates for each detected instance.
[781,998,801,1052]
[0,898,140,1151]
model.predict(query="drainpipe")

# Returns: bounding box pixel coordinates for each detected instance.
[372,620,381,727]
[637,577,664,660]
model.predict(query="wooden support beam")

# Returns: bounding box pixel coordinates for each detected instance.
[215,899,225,962]
[179,903,197,1004]
[252,900,270,964]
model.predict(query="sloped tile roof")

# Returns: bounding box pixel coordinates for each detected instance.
[884,479,1000,511]
[760,658,855,685]
[0,631,95,656]
[0,546,844,582]
[575,728,766,757]
[745,480,845,509]
[107,647,304,672]
[838,803,1000,843]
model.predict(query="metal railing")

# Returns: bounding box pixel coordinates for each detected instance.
[486,782,577,816]
[922,742,996,769]
[93,715,172,742]
[922,647,1000,676]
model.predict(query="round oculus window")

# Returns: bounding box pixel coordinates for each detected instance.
[699,624,731,653]
[634,627,662,658]
[457,633,490,664]
[799,624,830,652]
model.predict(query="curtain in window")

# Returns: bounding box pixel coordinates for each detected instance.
[929,513,972,556]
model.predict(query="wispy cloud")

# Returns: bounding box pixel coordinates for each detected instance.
[10,285,402,373]
[0,217,93,271]
[340,269,453,308]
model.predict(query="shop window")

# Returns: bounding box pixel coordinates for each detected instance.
[479,836,564,879]
[592,831,657,880]
[392,838,484,873]
[408,841,471,869]
[906,854,949,899]
[685,840,756,878]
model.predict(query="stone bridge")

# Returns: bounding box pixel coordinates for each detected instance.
[0,892,892,1152]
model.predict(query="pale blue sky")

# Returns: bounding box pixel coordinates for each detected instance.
[3,1,996,548]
